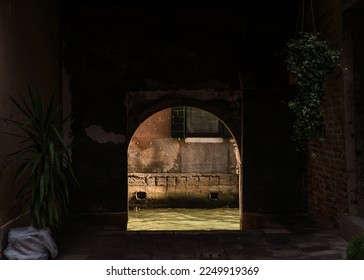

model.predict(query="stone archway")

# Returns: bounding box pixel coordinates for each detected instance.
[126,89,244,228]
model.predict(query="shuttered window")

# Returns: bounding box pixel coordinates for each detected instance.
[171,107,231,138]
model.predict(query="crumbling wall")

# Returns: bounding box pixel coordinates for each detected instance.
[128,173,238,208]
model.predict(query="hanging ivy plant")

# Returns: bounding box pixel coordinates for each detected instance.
[286,32,341,155]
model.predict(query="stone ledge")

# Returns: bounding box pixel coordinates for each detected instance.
[128,173,239,208]
[128,172,238,187]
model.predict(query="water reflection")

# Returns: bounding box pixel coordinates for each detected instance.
[128,208,240,230]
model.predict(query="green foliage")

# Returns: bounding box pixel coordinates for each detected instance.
[286,33,341,154]
[346,235,364,260]
[0,87,79,229]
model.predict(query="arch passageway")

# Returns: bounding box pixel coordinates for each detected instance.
[127,106,242,230]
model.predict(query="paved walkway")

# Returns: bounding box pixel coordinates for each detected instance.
[54,213,348,260]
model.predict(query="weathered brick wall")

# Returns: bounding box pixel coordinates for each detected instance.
[304,0,364,227]
[305,74,348,226]
[128,173,239,208]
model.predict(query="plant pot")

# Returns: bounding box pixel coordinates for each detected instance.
[4,226,58,260]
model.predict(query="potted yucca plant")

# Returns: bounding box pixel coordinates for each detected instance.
[1,87,79,229]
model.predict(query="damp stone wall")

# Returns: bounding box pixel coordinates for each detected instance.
[128,173,239,208]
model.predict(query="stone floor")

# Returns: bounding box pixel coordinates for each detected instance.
[53,213,348,260]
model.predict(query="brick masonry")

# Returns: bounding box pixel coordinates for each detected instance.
[128,173,239,208]
[305,0,364,228]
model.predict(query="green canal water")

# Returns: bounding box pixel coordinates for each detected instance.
[127,208,240,230]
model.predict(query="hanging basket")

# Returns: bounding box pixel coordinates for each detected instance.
[285,32,341,153]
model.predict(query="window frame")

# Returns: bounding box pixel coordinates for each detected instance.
[171,106,231,139]
[185,107,222,138]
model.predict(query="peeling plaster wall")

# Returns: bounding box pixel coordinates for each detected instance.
[128,108,238,174]
[85,125,126,144]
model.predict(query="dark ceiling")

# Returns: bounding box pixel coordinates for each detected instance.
[61,0,301,89]
[61,0,301,8]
